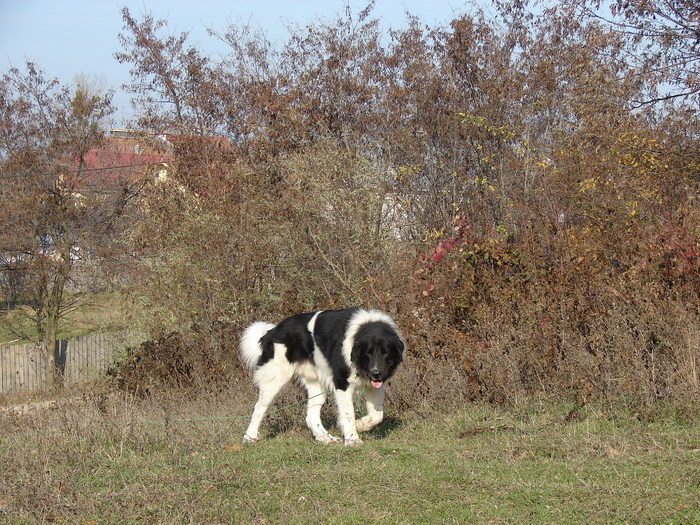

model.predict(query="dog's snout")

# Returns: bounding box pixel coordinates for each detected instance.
[370,369,382,381]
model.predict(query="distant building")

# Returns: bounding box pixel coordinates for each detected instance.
[59,129,234,200]
[70,129,172,191]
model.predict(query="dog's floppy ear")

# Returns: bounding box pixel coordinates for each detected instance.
[396,337,405,356]
[351,338,366,363]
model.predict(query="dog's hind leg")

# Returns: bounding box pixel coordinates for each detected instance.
[300,380,340,444]
[243,372,289,443]
[356,385,385,432]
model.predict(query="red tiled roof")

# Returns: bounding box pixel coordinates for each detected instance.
[67,134,171,189]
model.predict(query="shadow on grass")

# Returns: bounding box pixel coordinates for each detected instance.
[366,416,403,440]
[263,410,404,443]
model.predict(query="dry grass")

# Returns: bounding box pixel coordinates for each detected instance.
[1,381,698,524]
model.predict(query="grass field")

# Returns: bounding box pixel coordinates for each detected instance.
[1,390,698,524]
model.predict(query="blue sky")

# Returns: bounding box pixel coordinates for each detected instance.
[1,0,477,125]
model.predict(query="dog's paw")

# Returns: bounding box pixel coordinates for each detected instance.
[315,433,342,445]
[355,419,376,432]
[243,434,258,444]
[344,437,363,447]
[356,415,383,432]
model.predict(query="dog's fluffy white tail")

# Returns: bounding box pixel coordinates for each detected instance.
[239,321,276,370]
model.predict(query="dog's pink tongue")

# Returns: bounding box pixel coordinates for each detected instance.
[371,380,384,389]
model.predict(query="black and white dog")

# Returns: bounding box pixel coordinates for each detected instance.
[239,307,404,446]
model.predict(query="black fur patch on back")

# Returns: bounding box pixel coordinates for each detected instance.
[257,312,316,367]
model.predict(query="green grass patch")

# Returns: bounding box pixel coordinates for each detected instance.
[1,398,698,524]
[0,292,131,345]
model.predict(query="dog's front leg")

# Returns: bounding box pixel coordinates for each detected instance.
[356,384,385,432]
[334,388,362,446]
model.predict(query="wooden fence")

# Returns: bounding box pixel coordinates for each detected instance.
[0,331,143,394]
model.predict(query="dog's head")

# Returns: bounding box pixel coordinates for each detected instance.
[351,322,404,389]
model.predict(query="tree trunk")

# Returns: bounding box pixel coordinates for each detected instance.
[42,266,69,388]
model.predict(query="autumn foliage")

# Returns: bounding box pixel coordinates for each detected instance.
[2,1,698,407]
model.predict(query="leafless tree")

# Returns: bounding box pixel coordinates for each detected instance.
[0,63,116,386]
